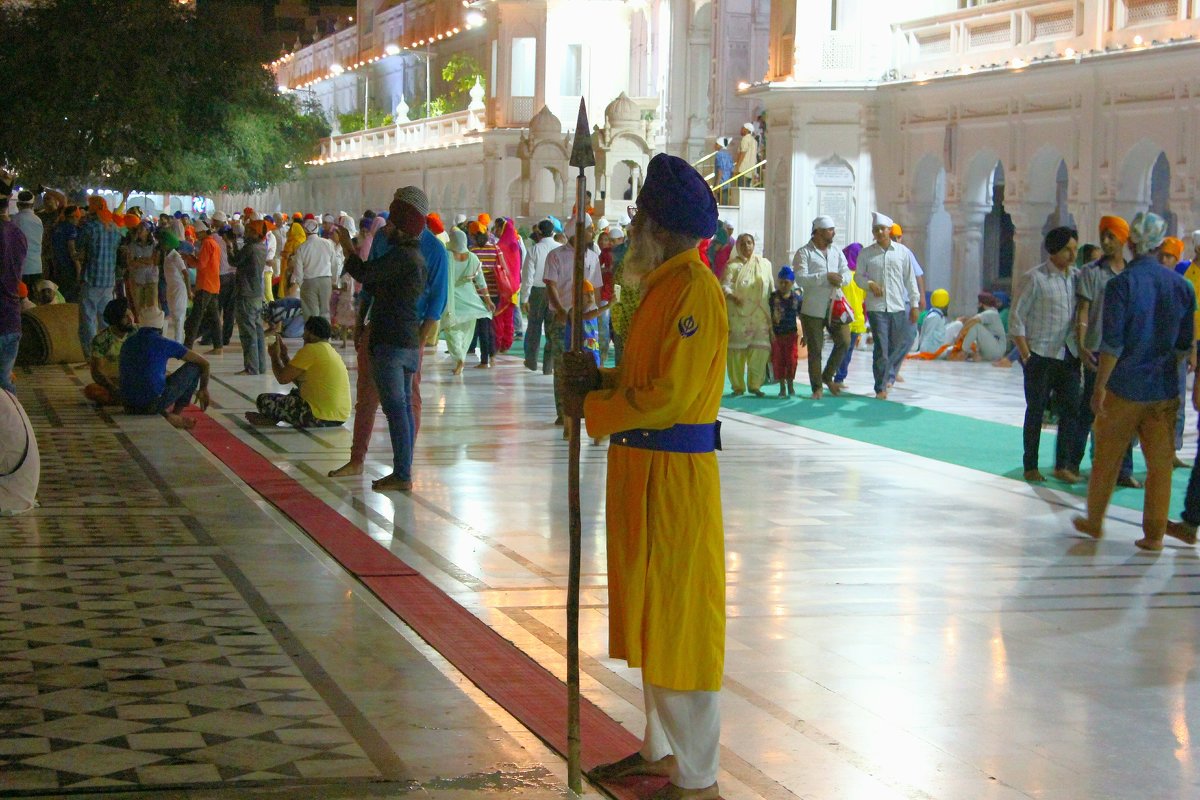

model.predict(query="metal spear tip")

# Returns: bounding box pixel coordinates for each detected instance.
[569,98,596,169]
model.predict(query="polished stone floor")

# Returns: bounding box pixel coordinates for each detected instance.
[4,336,1200,800]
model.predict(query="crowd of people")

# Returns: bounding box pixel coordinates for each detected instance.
[6,164,1200,545]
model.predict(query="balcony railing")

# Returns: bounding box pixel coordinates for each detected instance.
[312,107,486,165]
[893,0,1200,77]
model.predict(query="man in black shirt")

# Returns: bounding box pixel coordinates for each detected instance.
[335,186,428,492]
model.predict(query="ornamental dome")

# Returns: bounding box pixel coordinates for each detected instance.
[529,106,562,136]
[604,92,641,127]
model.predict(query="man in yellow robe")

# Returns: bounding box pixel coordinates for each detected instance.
[562,153,726,800]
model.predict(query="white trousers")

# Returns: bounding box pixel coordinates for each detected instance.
[639,681,721,789]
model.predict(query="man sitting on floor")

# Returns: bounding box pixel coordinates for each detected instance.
[119,306,211,430]
[246,315,350,429]
[84,298,136,406]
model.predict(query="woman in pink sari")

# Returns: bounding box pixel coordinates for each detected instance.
[357,215,387,260]
[493,219,523,353]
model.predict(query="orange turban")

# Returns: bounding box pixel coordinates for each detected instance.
[17,281,28,299]
[1161,237,1185,259]
[477,213,491,227]
[124,214,140,228]
[264,219,276,231]
[426,213,444,234]
[87,196,108,213]
[467,221,484,235]
[246,220,267,239]
[891,223,903,237]
[98,209,114,225]
[1099,215,1130,244]
[582,280,595,293]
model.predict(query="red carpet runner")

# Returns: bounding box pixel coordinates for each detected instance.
[187,411,670,798]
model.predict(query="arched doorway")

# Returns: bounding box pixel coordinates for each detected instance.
[911,154,953,295]
[1150,152,1177,236]
[1040,160,1076,256]
[982,162,1015,290]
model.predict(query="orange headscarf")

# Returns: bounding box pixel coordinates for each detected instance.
[1099,215,1130,244]
[1161,237,1185,260]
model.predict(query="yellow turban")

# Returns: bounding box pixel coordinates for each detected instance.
[931,288,950,308]
[1099,215,1130,244]
[890,223,903,237]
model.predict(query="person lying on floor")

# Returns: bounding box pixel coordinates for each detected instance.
[246,315,350,429]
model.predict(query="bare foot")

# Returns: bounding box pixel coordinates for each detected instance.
[811,389,823,400]
[164,412,196,430]
[589,752,676,781]
[244,411,277,427]
[947,350,968,362]
[328,461,364,478]
[1166,520,1198,545]
[823,379,841,396]
[235,369,251,375]
[648,784,720,800]
[452,360,464,375]
[475,362,490,369]
[372,473,413,492]
[1135,537,1164,552]
[205,348,224,355]
[1071,515,1103,540]
[874,391,888,400]
[992,357,1014,369]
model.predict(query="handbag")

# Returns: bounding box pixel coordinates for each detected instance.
[830,291,854,325]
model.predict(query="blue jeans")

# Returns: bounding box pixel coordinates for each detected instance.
[79,283,114,358]
[370,343,420,481]
[0,331,20,394]
[834,332,859,383]
[236,296,266,375]
[127,362,201,415]
[866,310,909,394]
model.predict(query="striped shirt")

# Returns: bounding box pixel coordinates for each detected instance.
[78,219,123,288]
[1009,261,1078,359]
[472,245,505,297]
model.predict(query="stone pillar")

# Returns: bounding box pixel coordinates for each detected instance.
[949,201,988,317]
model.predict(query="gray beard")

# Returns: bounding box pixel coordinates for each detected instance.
[622,233,666,286]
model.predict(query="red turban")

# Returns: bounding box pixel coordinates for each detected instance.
[426,213,444,234]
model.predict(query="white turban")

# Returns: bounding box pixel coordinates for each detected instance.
[454,213,467,225]
[1192,230,1200,248]
[812,215,835,231]
[618,214,632,226]
[337,212,357,238]
[303,218,320,234]
[321,213,335,224]
[606,225,624,239]
[595,217,610,230]
[871,212,894,229]
[743,122,755,132]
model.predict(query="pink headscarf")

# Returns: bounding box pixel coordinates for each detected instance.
[358,215,387,260]
[497,218,522,294]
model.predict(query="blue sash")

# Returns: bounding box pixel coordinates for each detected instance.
[611,422,722,453]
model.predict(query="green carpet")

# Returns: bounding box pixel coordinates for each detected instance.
[720,386,1193,515]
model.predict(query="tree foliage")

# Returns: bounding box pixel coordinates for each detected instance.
[441,54,485,112]
[0,0,329,195]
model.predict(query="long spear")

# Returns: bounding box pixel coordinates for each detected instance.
[566,97,595,795]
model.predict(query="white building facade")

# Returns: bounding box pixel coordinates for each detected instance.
[220,0,767,225]
[757,0,1200,312]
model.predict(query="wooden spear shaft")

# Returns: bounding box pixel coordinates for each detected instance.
[565,97,595,796]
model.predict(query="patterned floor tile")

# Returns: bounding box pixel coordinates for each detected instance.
[0,554,382,792]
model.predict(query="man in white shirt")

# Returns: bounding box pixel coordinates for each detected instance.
[735,123,758,187]
[520,219,560,373]
[792,215,852,398]
[543,221,602,424]
[888,223,926,386]
[14,191,43,287]
[291,218,336,320]
[854,212,920,400]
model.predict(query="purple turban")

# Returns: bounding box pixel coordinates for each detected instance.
[843,243,863,271]
[636,153,717,239]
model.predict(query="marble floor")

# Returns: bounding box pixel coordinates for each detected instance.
[4,337,1200,800]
